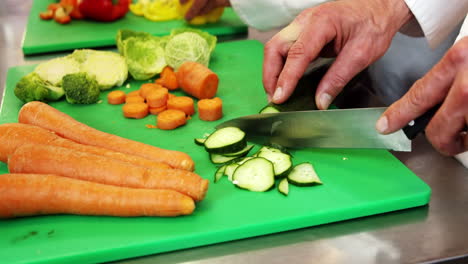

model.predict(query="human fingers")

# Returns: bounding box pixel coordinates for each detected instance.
[179,0,189,4]
[376,38,468,135]
[184,0,207,20]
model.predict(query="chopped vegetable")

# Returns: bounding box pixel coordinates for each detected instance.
[107,90,127,105]
[124,36,167,80]
[176,61,219,99]
[167,96,195,116]
[198,97,223,121]
[14,72,64,103]
[123,102,149,119]
[126,95,145,103]
[62,72,101,104]
[156,66,179,90]
[34,56,81,86]
[287,163,322,186]
[277,178,289,196]
[147,88,169,108]
[140,83,163,99]
[79,0,130,22]
[157,109,187,130]
[259,105,280,114]
[232,157,275,192]
[256,147,293,178]
[149,105,167,115]
[204,127,246,154]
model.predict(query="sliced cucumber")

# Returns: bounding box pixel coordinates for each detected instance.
[257,150,292,178]
[204,127,246,154]
[225,157,254,181]
[209,153,241,164]
[232,157,275,192]
[259,105,280,114]
[278,178,289,196]
[194,138,206,146]
[223,145,254,157]
[287,162,322,186]
[214,165,227,183]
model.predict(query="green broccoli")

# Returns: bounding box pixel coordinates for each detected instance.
[14,72,65,103]
[62,72,101,104]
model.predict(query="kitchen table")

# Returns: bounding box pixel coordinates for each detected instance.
[1,1,467,264]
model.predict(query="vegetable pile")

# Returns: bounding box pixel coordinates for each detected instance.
[196,127,322,196]
[14,49,128,104]
[0,101,209,218]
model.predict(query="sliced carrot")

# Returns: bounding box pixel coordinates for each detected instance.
[157,66,179,90]
[48,3,62,12]
[149,105,167,115]
[198,97,223,121]
[146,87,169,108]
[122,103,149,119]
[0,173,195,218]
[125,95,145,103]
[167,96,195,116]
[8,144,209,201]
[176,61,219,99]
[0,123,171,170]
[157,109,187,130]
[139,83,163,99]
[126,90,141,97]
[39,10,54,20]
[107,90,126,105]
[54,7,71,24]
[18,101,195,171]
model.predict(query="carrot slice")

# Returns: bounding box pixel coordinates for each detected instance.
[122,103,149,119]
[157,66,179,90]
[198,97,223,121]
[107,90,126,105]
[157,109,187,130]
[176,61,219,99]
[149,105,167,115]
[146,87,169,108]
[167,96,195,116]
[140,83,163,99]
[0,173,195,218]
[126,90,141,97]
[125,95,145,103]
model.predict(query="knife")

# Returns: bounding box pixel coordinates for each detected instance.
[216,107,412,152]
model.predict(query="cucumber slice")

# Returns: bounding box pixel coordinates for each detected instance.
[278,178,289,196]
[194,138,206,146]
[259,105,280,114]
[204,127,246,154]
[214,165,227,183]
[225,157,253,181]
[209,153,241,164]
[287,162,322,186]
[223,145,254,157]
[257,150,292,178]
[232,157,275,192]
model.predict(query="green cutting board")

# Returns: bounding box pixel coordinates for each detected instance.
[22,0,247,55]
[0,40,430,264]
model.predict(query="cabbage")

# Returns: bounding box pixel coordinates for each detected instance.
[116,29,154,55]
[124,37,167,80]
[34,57,81,86]
[164,32,211,70]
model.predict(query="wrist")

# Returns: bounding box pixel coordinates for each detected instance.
[388,0,414,31]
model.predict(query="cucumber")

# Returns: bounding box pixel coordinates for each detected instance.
[214,165,227,183]
[257,149,292,178]
[259,105,280,114]
[225,157,253,181]
[209,153,241,164]
[232,157,275,192]
[277,178,289,196]
[194,138,206,146]
[204,127,246,154]
[287,162,322,186]
[223,145,254,157]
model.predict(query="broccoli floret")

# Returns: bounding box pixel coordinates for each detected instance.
[62,73,101,104]
[14,72,65,103]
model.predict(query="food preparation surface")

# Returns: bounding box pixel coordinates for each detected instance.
[21,0,247,55]
[0,40,430,264]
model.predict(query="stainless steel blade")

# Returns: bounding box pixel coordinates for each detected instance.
[216,107,411,151]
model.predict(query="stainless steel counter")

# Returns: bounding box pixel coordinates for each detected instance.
[1,2,467,264]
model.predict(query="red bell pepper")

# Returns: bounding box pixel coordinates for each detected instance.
[79,0,130,22]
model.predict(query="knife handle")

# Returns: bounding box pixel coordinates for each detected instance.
[402,104,440,140]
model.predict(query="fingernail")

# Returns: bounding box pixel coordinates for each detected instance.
[272,87,283,102]
[319,93,332,109]
[376,116,388,134]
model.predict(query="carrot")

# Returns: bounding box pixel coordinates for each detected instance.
[107,90,126,105]
[157,109,187,130]
[0,173,194,218]
[39,10,54,20]
[48,3,62,12]
[146,87,169,108]
[126,90,141,97]
[168,93,176,100]
[139,83,163,99]
[149,105,167,115]
[198,97,223,121]
[0,123,171,170]
[54,7,71,24]
[122,102,149,119]
[125,95,145,103]
[18,101,195,171]
[176,61,219,99]
[167,96,195,116]
[8,144,209,201]
[157,66,179,90]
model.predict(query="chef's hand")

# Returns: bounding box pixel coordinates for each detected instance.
[377,37,468,156]
[179,0,230,20]
[263,0,413,109]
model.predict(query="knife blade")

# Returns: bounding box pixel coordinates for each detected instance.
[216,107,411,152]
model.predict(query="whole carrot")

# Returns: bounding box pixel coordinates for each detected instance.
[0,173,195,218]
[8,144,209,201]
[0,123,171,170]
[18,101,195,171]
